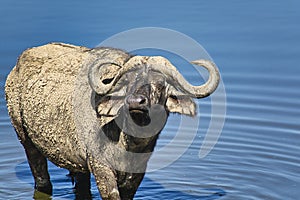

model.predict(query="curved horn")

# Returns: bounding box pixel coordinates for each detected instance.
[88,49,133,95]
[89,56,147,95]
[88,58,122,94]
[148,57,220,98]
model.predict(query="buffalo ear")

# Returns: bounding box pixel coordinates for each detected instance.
[166,90,196,116]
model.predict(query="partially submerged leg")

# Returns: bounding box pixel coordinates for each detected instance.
[88,156,120,200]
[118,172,145,200]
[22,136,52,195]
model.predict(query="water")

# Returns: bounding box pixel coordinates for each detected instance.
[1,1,300,199]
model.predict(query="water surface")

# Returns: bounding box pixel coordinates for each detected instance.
[1,1,300,199]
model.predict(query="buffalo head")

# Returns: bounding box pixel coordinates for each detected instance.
[89,54,220,138]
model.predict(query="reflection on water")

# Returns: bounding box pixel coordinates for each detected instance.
[1,0,300,199]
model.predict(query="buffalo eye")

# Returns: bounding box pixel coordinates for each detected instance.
[169,95,178,100]
[102,77,114,84]
[169,95,178,103]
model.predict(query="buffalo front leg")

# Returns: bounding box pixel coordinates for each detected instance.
[117,172,145,200]
[22,136,52,195]
[88,157,120,200]
[118,172,145,200]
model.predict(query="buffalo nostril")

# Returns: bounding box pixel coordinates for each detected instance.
[139,98,146,105]
[136,95,147,105]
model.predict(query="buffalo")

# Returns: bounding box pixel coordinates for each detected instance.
[5,43,220,199]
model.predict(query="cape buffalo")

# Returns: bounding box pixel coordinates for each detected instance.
[5,43,220,199]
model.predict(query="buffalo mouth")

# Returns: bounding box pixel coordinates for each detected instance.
[129,107,151,126]
[129,107,147,114]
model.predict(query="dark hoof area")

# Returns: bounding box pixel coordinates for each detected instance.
[33,190,52,200]
[35,185,53,196]
[35,179,53,195]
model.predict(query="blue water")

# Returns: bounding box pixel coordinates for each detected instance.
[1,1,300,199]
